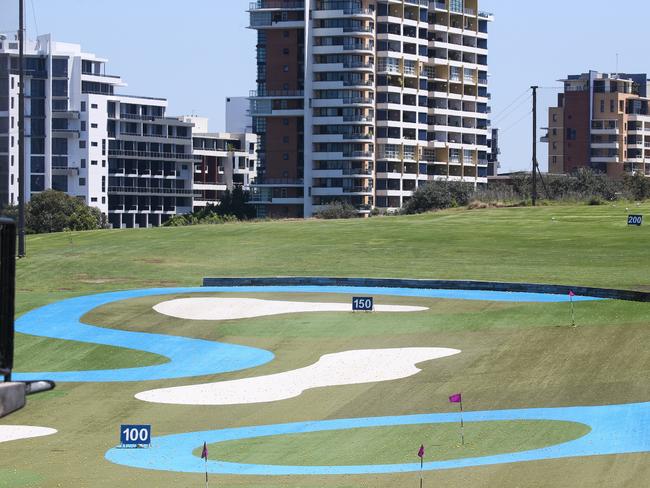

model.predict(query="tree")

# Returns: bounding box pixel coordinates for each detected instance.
[402,180,474,214]
[26,190,103,234]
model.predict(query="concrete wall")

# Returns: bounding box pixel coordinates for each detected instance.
[202,277,650,302]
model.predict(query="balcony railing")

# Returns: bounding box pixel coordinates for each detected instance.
[108,186,200,196]
[108,149,197,160]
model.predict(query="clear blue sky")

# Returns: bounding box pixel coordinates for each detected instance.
[2,0,650,172]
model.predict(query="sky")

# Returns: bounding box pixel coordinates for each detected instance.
[2,0,650,173]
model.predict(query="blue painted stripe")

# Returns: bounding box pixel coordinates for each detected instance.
[105,401,650,475]
[13,286,598,383]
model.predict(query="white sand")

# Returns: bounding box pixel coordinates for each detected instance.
[153,297,428,321]
[136,347,461,405]
[0,425,57,444]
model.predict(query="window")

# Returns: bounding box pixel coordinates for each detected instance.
[283,65,289,72]
[610,99,615,113]
[552,113,557,122]
[81,121,87,131]
[81,101,86,112]
[30,175,45,192]
[283,30,289,38]
[283,48,289,55]
[283,153,289,160]
[283,136,289,143]
[79,140,87,148]
[600,100,605,113]
[91,197,98,202]
[102,197,106,204]
[91,160,98,165]
[282,118,289,126]
[91,141,98,147]
[79,177,86,186]
[102,160,106,167]
[91,123,98,128]
[91,103,98,109]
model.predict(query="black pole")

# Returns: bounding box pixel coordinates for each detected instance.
[531,86,538,207]
[17,0,26,257]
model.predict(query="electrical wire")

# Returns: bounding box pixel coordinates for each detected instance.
[491,94,533,127]
[490,88,530,123]
[499,109,532,134]
[29,0,39,37]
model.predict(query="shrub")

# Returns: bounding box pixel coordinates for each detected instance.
[316,202,358,219]
[402,180,474,214]
[26,190,104,234]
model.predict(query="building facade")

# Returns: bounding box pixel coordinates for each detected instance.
[544,71,650,178]
[248,0,492,218]
[0,34,201,227]
[185,115,258,210]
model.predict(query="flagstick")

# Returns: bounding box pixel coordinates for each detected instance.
[459,400,465,446]
[205,457,209,488]
[570,295,576,328]
[419,456,423,488]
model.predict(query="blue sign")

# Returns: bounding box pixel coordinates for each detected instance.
[120,424,151,446]
[352,297,374,311]
[628,215,643,226]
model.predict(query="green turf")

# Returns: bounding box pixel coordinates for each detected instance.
[200,420,590,465]
[4,204,650,488]
[0,469,43,487]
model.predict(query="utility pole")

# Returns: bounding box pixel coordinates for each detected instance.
[17,0,26,257]
[531,85,538,207]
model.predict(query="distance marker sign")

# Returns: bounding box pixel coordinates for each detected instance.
[628,215,643,226]
[352,297,374,311]
[120,424,151,447]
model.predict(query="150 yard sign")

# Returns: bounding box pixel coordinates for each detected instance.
[352,297,374,311]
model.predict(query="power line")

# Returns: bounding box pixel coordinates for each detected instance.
[492,93,532,126]
[29,0,39,37]
[490,88,530,123]
[500,109,532,134]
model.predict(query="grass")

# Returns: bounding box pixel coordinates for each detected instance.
[3,203,650,488]
[201,420,590,465]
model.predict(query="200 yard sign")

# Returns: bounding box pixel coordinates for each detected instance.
[628,215,643,226]
[352,296,374,312]
[120,424,151,447]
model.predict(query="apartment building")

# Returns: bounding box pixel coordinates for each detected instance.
[248,0,492,217]
[183,116,258,209]
[544,71,650,178]
[0,34,197,227]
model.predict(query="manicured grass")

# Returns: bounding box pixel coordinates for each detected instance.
[15,204,650,316]
[201,420,590,465]
[4,204,650,488]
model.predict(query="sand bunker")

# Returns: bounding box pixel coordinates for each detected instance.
[153,297,428,321]
[136,347,460,405]
[0,425,57,444]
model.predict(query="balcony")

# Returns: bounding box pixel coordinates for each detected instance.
[107,186,200,197]
[249,0,304,9]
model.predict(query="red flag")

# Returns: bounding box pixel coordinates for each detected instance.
[449,393,462,403]
[201,441,208,460]
[569,290,575,297]
[418,444,425,458]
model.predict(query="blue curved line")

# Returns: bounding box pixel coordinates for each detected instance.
[13,285,596,383]
[12,287,275,383]
[104,401,650,475]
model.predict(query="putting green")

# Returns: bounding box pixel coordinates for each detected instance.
[199,420,591,466]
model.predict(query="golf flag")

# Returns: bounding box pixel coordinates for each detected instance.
[418,444,425,458]
[569,290,575,297]
[449,393,462,403]
[201,441,208,460]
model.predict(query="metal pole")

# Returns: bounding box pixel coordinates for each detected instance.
[531,86,538,207]
[17,0,26,257]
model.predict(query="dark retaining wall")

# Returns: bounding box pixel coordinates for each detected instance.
[203,277,650,303]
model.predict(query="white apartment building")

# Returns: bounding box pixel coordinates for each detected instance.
[248,0,492,217]
[181,116,259,209]
[0,34,199,228]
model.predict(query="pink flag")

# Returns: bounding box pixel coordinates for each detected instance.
[449,393,462,403]
[569,290,575,297]
[418,444,425,458]
[201,441,208,460]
